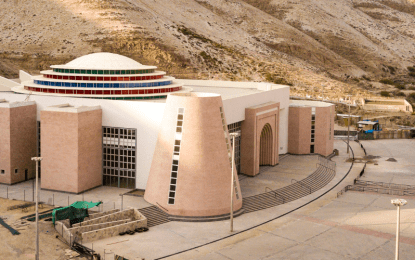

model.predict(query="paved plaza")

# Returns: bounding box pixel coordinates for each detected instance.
[2,139,415,259]
[359,139,415,185]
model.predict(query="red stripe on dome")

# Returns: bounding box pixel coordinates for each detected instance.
[42,74,164,81]
[24,86,182,95]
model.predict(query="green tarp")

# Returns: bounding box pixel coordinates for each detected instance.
[70,201,101,209]
[52,201,101,225]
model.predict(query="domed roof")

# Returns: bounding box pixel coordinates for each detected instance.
[51,52,156,70]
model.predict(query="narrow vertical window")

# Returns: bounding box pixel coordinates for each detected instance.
[311,107,316,153]
[168,107,185,205]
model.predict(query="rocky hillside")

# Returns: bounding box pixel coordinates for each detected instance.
[1,0,415,101]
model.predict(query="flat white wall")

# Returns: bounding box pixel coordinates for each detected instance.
[1,85,290,189]
[222,86,290,154]
[0,92,165,189]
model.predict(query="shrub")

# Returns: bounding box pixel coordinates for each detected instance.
[380,91,390,97]
[362,75,371,81]
[387,66,396,74]
[395,91,406,97]
[265,73,293,86]
[379,78,394,85]
[408,66,415,72]
[409,72,415,78]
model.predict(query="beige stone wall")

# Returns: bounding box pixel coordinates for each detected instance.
[0,107,11,184]
[241,102,280,176]
[81,218,147,243]
[77,110,102,192]
[41,111,79,192]
[10,104,37,183]
[69,219,130,240]
[288,106,311,154]
[76,208,142,226]
[55,221,77,246]
[41,109,102,193]
[288,105,334,156]
[56,209,147,244]
[145,93,243,217]
[85,209,119,221]
[373,130,412,139]
[315,106,334,156]
[0,104,36,184]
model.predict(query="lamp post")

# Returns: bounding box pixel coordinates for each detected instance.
[347,104,351,154]
[391,198,407,260]
[31,157,43,260]
[229,132,240,232]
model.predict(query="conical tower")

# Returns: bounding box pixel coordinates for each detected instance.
[144,92,243,218]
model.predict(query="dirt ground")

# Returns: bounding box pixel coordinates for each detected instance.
[0,198,87,260]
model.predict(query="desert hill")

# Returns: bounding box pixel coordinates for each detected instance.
[1,0,415,101]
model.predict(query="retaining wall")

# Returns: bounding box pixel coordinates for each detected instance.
[81,218,147,243]
[373,130,411,139]
[55,221,77,246]
[73,208,136,227]
[74,209,120,225]
[55,208,147,244]
[69,219,130,241]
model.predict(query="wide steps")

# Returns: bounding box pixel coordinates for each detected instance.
[139,206,170,227]
[243,158,335,213]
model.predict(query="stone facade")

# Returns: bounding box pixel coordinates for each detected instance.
[240,102,280,176]
[145,93,243,217]
[0,101,37,184]
[288,101,335,157]
[40,105,102,193]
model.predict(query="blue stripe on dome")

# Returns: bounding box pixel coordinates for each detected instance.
[33,80,173,88]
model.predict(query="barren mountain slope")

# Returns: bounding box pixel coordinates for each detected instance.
[1,0,415,100]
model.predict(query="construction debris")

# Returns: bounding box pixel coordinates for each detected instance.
[0,217,20,235]
[65,249,80,258]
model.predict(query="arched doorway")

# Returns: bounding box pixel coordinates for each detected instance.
[260,123,273,166]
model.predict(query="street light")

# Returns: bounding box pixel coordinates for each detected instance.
[391,198,407,260]
[229,131,240,232]
[347,104,351,154]
[31,157,43,260]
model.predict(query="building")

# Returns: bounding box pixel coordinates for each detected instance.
[40,104,102,193]
[0,100,37,184]
[0,53,335,216]
[360,98,413,113]
[288,100,335,156]
[144,93,243,218]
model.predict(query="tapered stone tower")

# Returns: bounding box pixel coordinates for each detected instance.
[145,93,243,218]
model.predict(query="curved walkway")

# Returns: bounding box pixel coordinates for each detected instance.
[156,141,361,260]
[80,141,366,260]
[243,157,336,213]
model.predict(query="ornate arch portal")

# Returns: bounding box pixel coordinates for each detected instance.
[260,123,273,166]
[241,102,280,176]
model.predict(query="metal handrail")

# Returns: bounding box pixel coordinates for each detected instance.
[291,179,311,194]
[317,163,335,173]
[265,187,285,204]
[355,179,415,190]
